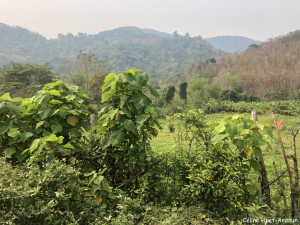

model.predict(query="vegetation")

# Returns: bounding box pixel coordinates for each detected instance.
[0,63,55,98]
[184,30,300,100]
[1,24,300,224]
[0,24,225,79]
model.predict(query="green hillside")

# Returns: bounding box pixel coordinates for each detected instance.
[0,24,226,79]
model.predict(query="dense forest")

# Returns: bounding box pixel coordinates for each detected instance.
[0,23,226,79]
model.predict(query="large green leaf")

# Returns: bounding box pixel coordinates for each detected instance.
[44,134,58,142]
[214,122,226,133]
[149,86,160,98]
[65,94,76,102]
[0,93,11,101]
[135,71,148,86]
[48,90,61,96]
[36,121,45,129]
[211,133,229,144]
[0,124,10,135]
[48,80,63,89]
[249,159,261,171]
[26,103,38,111]
[0,102,8,113]
[120,95,129,108]
[20,132,34,142]
[123,119,136,133]
[58,107,69,118]
[225,123,237,140]
[8,103,23,114]
[49,99,63,104]
[51,124,63,133]
[58,146,71,156]
[38,108,53,120]
[63,142,75,149]
[246,184,257,195]
[104,72,116,83]
[101,89,115,103]
[109,130,124,146]
[136,113,150,126]
[8,128,20,139]
[232,138,244,150]
[35,95,50,105]
[15,151,28,162]
[4,147,16,157]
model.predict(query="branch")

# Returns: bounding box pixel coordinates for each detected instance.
[262,169,288,190]
[115,158,165,189]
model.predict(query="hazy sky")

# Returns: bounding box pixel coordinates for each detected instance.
[0,0,299,41]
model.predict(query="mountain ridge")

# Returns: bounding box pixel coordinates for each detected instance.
[205,36,262,52]
[0,23,226,78]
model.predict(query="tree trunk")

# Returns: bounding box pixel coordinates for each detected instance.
[251,111,272,208]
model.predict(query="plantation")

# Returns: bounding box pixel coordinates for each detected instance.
[1,69,300,224]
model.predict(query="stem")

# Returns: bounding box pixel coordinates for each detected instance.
[272,113,295,218]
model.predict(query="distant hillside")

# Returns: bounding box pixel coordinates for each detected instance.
[0,24,226,79]
[205,36,262,52]
[186,30,300,100]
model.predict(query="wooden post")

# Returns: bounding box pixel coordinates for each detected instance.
[251,111,272,208]
[251,111,257,122]
[90,114,97,142]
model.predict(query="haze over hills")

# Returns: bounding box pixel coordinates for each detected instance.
[0,23,225,79]
[205,36,262,53]
[185,30,300,100]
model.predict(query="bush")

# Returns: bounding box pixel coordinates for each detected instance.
[0,158,111,224]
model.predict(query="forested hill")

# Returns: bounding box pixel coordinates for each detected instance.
[185,30,300,100]
[0,23,225,79]
[205,36,262,52]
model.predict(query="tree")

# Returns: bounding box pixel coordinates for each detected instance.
[165,85,176,103]
[60,51,111,104]
[0,63,55,98]
[179,82,188,100]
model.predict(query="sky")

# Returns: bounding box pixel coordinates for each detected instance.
[0,0,299,41]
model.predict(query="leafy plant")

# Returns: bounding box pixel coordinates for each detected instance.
[94,69,160,189]
[0,80,93,163]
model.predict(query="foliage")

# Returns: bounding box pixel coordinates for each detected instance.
[0,24,226,79]
[264,88,288,101]
[165,85,176,103]
[202,99,300,115]
[0,158,116,225]
[221,90,241,102]
[179,82,187,100]
[0,80,92,163]
[61,51,111,105]
[0,63,55,98]
[94,69,160,188]
[187,77,210,108]
[167,110,273,219]
[185,30,300,100]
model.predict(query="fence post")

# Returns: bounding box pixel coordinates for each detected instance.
[90,114,97,142]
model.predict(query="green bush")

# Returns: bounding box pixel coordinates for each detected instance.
[0,158,111,225]
[0,80,93,164]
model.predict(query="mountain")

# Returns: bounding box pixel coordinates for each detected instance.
[205,36,262,52]
[0,24,226,79]
[0,23,48,65]
[186,30,300,100]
